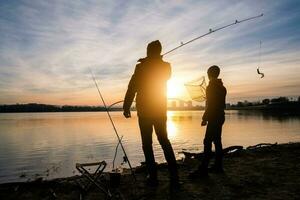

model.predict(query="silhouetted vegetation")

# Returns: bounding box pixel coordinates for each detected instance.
[0,103,112,113]
[1,96,299,113]
[228,96,300,114]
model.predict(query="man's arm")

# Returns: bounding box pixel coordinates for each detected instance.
[123,65,139,118]
[165,62,172,80]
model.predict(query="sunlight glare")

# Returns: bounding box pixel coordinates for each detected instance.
[167,118,177,139]
[167,79,185,99]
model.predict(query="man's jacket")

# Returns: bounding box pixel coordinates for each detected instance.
[123,57,171,118]
[202,78,227,122]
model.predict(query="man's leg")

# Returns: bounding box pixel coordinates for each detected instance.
[153,118,178,182]
[138,117,157,180]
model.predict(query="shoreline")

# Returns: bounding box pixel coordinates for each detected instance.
[1,142,299,199]
[1,101,299,113]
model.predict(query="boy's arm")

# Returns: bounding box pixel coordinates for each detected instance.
[202,87,209,125]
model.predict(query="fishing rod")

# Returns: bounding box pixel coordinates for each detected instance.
[107,98,185,109]
[163,13,263,56]
[89,68,136,181]
[108,100,131,109]
[107,13,264,108]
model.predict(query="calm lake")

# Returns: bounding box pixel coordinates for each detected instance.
[0,110,299,183]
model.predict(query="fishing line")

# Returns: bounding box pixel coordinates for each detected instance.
[259,40,262,67]
[113,136,123,170]
[89,67,136,181]
[257,40,265,78]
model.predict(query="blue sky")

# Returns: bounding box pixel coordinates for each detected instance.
[0,0,300,105]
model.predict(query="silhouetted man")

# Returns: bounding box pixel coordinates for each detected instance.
[123,40,179,187]
[190,65,227,178]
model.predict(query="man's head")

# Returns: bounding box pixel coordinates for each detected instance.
[207,65,220,80]
[147,40,162,58]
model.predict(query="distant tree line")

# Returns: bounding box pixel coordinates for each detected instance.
[229,96,299,108]
[0,103,121,113]
[228,96,300,113]
[1,96,299,113]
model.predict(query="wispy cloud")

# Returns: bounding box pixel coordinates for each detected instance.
[0,0,299,105]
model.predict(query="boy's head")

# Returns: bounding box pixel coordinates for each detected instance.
[147,40,162,58]
[207,65,220,80]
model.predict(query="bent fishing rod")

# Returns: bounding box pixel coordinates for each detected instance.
[107,13,264,108]
[89,68,136,181]
[162,13,263,56]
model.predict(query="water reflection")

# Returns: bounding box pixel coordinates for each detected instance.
[168,111,195,121]
[167,120,177,139]
[236,110,300,122]
[0,111,299,183]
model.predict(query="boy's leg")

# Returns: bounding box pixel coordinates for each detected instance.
[213,118,224,171]
[138,117,157,180]
[189,123,214,178]
[199,122,214,173]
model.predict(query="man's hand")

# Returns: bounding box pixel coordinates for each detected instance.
[201,120,207,126]
[123,110,131,118]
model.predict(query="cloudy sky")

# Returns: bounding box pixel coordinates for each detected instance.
[0,0,300,105]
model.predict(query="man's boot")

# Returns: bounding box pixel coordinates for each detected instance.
[146,164,158,187]
[146,175,159,187]
[209,156,224,173]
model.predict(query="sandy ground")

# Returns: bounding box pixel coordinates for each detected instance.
[0,142,299,200]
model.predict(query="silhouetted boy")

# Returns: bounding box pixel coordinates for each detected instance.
[123,40,179,187]
[190,65,227,177]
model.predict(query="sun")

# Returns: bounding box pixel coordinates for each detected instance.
[167,79,185,99]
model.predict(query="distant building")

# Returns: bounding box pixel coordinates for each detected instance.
[225,103,231,109]
[179,100,184,108]
[171,101,177,108]
[186,101,193,108]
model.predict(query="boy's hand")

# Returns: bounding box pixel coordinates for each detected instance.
[123,110,131,118]
[201,120,207,126]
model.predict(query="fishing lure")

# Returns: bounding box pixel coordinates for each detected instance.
[257,67,264,78]
[257,41,265,78]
